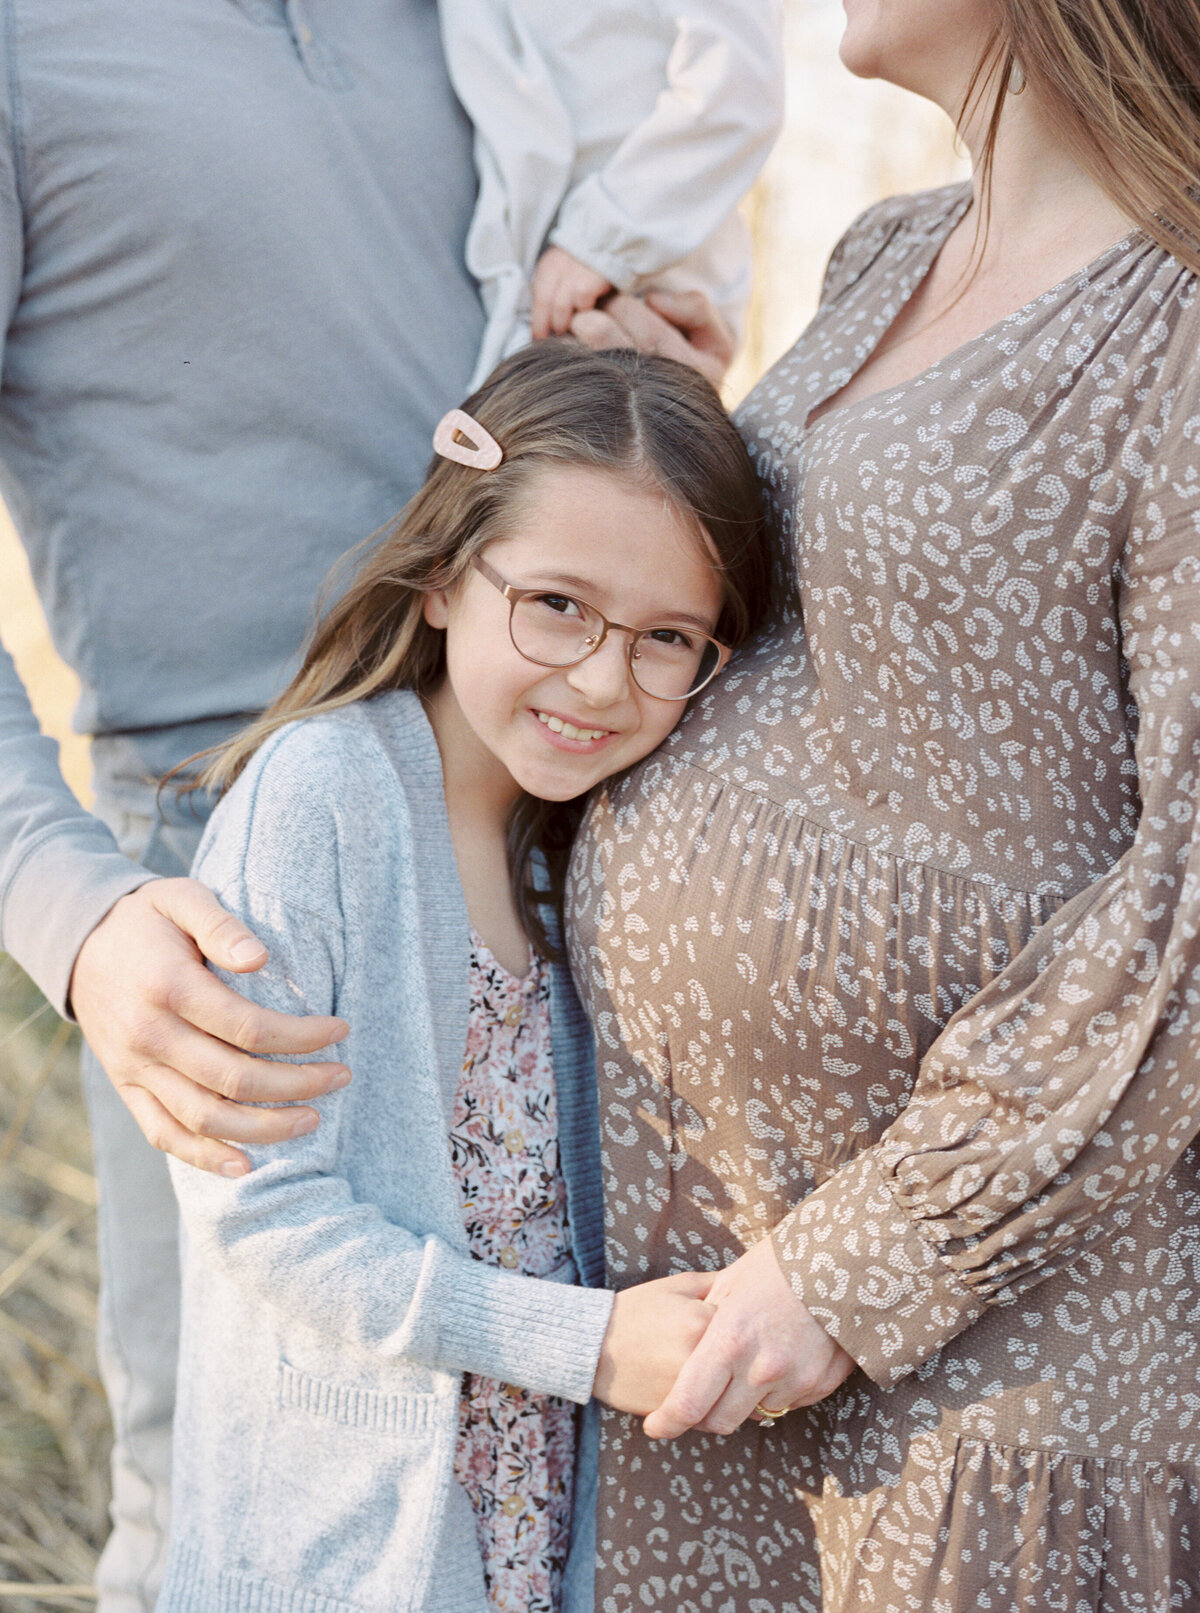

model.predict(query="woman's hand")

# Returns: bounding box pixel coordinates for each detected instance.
[592,1271,716,1417]
[642,1236,856,1439]
[570,288,735,387]
[69,879,351,1177]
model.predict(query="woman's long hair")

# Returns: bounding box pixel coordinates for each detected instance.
[969,0,1200,273]
[188,341,770,956]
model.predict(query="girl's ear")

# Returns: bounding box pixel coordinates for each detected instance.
[423,589,450,630]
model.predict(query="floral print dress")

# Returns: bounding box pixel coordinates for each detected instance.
[450,930,577,1613]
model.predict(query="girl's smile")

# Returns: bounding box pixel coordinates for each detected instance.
[532,708,615,747]
[422,462,726,815]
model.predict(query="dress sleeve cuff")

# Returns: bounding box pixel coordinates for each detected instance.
[771,1151,988,1389]
[1,827,158,1016]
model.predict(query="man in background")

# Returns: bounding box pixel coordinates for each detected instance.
[0,5,481,1606]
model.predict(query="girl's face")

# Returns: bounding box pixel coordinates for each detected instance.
[423,463,725,810]
[839,0,999,112]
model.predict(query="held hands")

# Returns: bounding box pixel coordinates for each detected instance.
[596,1237,855,1440]
[569,287,735,389]
[592,1272,716,1417]
[645,1236,855,1438]
[68,879,350,1177]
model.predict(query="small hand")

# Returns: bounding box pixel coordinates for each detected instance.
[592,1271,715,1417]
[69,879,350,1177]
[570,288,735,388]
[642,1236,855,1439]
[530,246,612,340]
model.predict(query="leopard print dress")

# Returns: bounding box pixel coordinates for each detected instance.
[566,184,1200,1612]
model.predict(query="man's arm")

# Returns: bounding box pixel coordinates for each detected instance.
[0,43,150,1015]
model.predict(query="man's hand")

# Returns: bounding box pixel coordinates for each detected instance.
[570,288,735,388]
[642,1236,855,1439]
[69,879,350,1177]
[530,246,612,340]
[592,1271,715,1418]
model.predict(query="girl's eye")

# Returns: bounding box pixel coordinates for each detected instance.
[645,626,697,651]
[531,592,585,620]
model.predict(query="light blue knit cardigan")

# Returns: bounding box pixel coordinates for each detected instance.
[158,690,613,1613]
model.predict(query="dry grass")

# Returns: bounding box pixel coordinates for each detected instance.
[0,955,106,1609]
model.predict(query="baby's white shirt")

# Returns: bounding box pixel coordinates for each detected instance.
[438,0,785,389]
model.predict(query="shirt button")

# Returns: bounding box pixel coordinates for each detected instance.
[504,1129,525,1154]
[503,1002,523,1027]
[501,1494,524,1518]
[499,1246,519,1269]
[298,22,313,44]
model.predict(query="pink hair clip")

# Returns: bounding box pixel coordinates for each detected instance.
[433,408,503,471]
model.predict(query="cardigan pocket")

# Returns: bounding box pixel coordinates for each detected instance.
[237,1359,451,1609]
[276,1359,440,1435]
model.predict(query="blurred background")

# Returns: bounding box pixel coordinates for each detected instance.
[0,2,964,1604]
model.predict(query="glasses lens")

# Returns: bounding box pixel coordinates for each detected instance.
[510,591,605,666]
[630,631,723,700]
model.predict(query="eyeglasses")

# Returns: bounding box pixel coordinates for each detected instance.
[471,556,732,701]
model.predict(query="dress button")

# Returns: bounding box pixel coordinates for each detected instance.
[504,1129,525,1154]
[503,1002,523,1027]
[501,1494,524,1518]
[499,1246,520,1269]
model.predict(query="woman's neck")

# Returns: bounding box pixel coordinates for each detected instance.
[956,88,1134,274]
[805,83,1139,429]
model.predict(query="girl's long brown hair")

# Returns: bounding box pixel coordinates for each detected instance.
[188,341,770,956]
[968,0,1200,274]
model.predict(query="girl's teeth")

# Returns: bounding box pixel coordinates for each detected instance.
[536,711,605,742]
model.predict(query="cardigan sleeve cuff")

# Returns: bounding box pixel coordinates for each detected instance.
[1,826,158,1017]
[429,1247,615,1405]
[771,1150,988,1389]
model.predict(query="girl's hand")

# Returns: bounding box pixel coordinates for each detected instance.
[570,288,735,387]
[642,1236,856,1439]
[69,878,351,1176]
[592,1272,715,1417]
[530,246,612,339]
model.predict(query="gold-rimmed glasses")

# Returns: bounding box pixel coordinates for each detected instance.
[471,555,731,701]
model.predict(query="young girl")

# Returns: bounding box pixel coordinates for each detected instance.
[156,341,770,1613]
[438,0,785,389]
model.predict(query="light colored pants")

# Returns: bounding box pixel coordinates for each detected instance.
[80,802,205,1613]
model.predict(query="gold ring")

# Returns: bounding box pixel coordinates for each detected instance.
[754,1400,790,1426]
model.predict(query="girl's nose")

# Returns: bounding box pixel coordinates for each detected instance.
[564,633,633,708]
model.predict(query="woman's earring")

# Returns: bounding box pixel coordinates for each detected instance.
[1008,55,1026,95]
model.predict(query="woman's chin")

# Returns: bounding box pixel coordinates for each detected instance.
[837,33,880,82]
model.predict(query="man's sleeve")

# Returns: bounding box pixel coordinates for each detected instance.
[0,41,155,1016]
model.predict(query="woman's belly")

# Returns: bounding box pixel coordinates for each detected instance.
[567,753,1054,1284]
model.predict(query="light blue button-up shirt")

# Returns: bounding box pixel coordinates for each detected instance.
[0,0,484,1009]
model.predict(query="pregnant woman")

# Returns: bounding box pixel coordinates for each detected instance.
[569,0,1200,1607]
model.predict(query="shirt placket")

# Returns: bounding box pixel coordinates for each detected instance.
[290,0,353,89]
[232,0,351,89]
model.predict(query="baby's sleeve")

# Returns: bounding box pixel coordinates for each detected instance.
[548,0,785,291]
